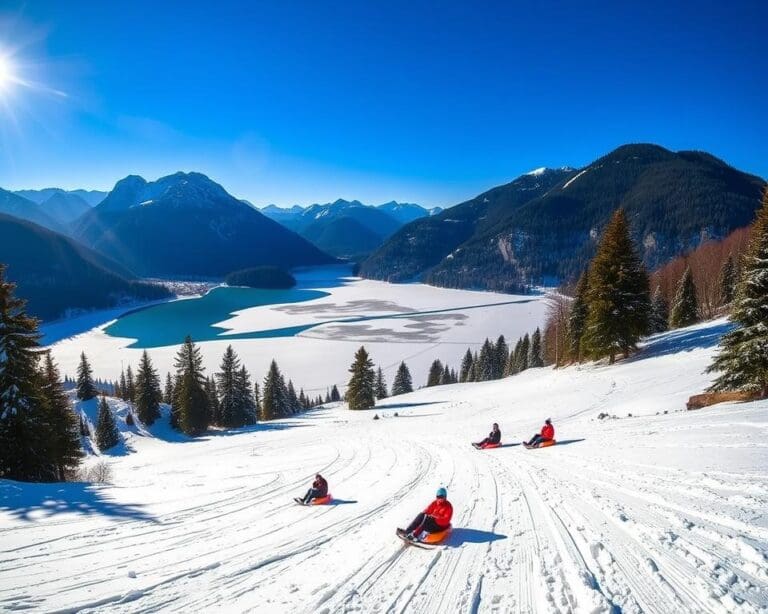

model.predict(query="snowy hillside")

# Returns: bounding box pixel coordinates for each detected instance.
[2,319,767,613]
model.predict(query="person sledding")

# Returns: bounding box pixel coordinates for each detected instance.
[295,473,329,505]
[524,418,555,448]
[397,487,453,543]
[473,423,501,449]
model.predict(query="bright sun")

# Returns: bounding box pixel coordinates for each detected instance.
[0,55,14,91]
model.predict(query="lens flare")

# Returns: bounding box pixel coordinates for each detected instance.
[0,55,13,91]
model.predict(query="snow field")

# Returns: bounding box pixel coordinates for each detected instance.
[1,320,767,612]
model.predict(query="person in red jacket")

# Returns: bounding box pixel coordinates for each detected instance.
[300,473,328,504]
[399,487,453,541]
[526,418,554,447]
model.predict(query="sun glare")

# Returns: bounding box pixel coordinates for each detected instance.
[0,54,14,91]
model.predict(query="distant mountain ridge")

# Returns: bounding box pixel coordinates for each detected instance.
[72,172,336,277]
[0,213,170,320]
[15,188,108,207]
[360,144,766,291]
[258,199,440,258]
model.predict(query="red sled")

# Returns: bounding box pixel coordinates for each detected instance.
[472,441,502,449]
[523,440,556,449]
[310,494,332,505]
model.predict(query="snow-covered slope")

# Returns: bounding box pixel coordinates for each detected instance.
[2,319,767,613]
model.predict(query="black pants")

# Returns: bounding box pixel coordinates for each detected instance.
[527,434,551,446]
[406,512,445,536]
[303,488,325,503]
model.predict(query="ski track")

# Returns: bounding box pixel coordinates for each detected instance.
[2,322,768,613]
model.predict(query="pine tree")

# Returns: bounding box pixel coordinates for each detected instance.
[391,361,413,396]
[426,359,443,386]
[450,368,458,384]
[261,360,286,420]
[519,334,530,371]
[125,365,136,403]
[708,189,768,396]
[95,396,119,450]
[299,389,307,409]
[718,254,736,307]
[204,377,220,425]
[375,367,388,399]
[237,367,257,424]
[164,372,174,405]
[114,378,122,400]
[76,352,97,401]
[330,385,341,402]
[216,345,243,427]
[582,209,651,363]
[347,346,376,410]
[134,350,162,426]
[325,390,332,403]
[649,287,669,333]
[286,380,299,413]
[493,335,508,379]
[529,328,544,368]
[40,353,82,480]
[568,268,590,361]
[669,266,699,329]
[253,381,261,414]
[459,349,473,382]
[504,342,519,376]
[439,363,451,385]
[119,370,127,401]
[172,336,209,436]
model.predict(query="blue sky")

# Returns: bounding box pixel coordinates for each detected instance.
[0,1,766,207]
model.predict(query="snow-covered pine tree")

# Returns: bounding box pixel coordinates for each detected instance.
[76,352,97,401]
[172,336,209,436]
[529,328,544,368]
[216,345,241,427]
[261,360,286,420]
[134,350,162,426]
[476,339,494,381]
[426,359,443,386]
[708,189,768,397]
[568,268,590,362]
[582,209,651,363]
[391,361,413,396]
[41,353,82,480]
[459,349,473,382]
[649,287,669,333]
[375,367,388,399]
[96,396,119,450]
[669,266,699,329]
[718,254,736,308]
[164,372,174,405]
[347,346,376,409]
[330,384,341,402]
[125,365,136,403]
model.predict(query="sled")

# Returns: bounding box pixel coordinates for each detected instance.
[523,440,556,449]
[473,442,502,450]
[294,494,332,506]
[396,525,451,547]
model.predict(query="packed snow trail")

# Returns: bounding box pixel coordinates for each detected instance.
[1,320,767,613]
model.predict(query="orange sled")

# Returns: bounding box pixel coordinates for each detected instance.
[310,494,332,505]
[539,439,556,448]
[480,442,502,449]
[420,525,452,544]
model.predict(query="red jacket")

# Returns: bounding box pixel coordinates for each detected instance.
[541,423,555,440]
[424,498,453,528]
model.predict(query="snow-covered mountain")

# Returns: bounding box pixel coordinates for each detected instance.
[3,317,766,612]
[71,172,336,277]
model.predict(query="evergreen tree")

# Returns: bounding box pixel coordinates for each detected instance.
[95,396,119,450]
[172,336,209,436]
[582,209,651,363]
[325,390,332,404]
[708,190,768,396]
[237,367,257,424]
[114,378,122,400]
[493,335,508,379]
[216,345,244,427]
[459,349,473,382]
[253,381,261,414]
[519,334,530,371]
[125,365,136,403]
[76,352,97,401]
[439,363,450,385]
[568,268,590,361]
[529,328,544,368]
[299,389,307,409]
[287,380,299,413]
[261,360,287,420]
[670,266,699,329]
[450,368,458,384]
[204,377,220,425]
[505,342,519,376]
[649,287,669,333]
[347,346,376,409]
[391,361,413,396]
[330,384,341,402]
[135,350,162,426]
[40,353,82,481]
[164,372,174,405]
[718,254,736,307]
[426,359,443,386]
[375,367,388,399]
[119,370,127,401]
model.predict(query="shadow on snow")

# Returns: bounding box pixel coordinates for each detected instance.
[445,528,507,547]
[631,321,733,362]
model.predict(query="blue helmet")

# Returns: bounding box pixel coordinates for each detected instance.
[436,487,447,498]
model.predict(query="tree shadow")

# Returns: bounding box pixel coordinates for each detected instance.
[375,401,445,410]
[0,480,158,523]
[201,422,310,439]
[631,321,733,362]
[446,528,507,547]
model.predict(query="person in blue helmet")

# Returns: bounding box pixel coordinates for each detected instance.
[398,487,453,540]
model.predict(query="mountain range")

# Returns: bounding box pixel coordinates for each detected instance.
[258,200,441,258]
[360,144,766,291]
[72,172,335,277]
